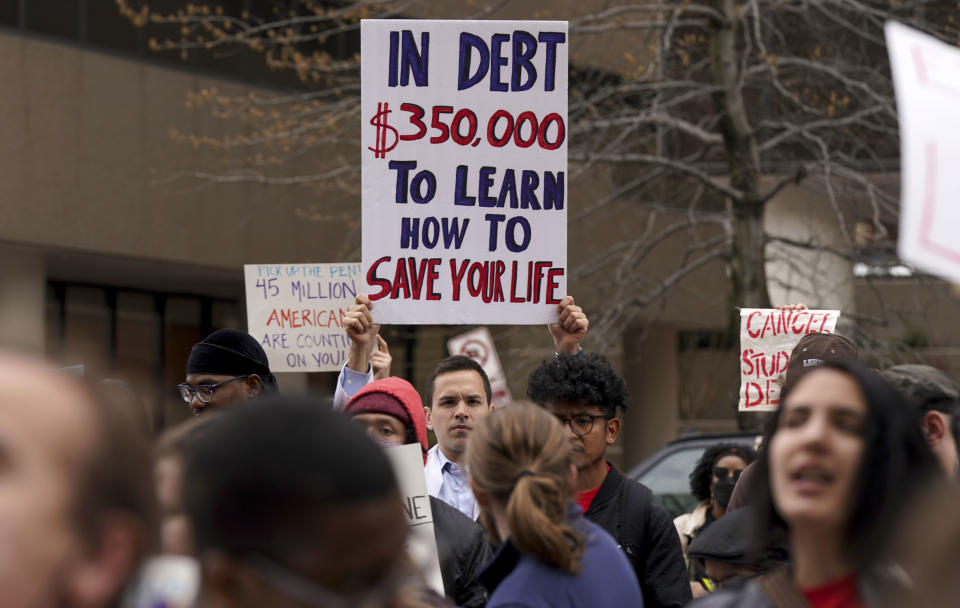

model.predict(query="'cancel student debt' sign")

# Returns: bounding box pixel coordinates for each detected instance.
[739,308,841,412]
[361,20,568,324]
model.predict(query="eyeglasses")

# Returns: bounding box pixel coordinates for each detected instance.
[177,375,248,404]
[712,467,744,482]
[554,413,612,436]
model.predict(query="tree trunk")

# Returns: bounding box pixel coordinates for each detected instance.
[710,0,772,317]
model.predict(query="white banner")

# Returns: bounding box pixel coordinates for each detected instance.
[886,22,960,284]
[361,20,568,324]
[384,443,444,596]
[243,263,360,372]
[738,308,841,411]
[447,327,513,405]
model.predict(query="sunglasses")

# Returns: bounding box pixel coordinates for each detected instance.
[712,467,744,482]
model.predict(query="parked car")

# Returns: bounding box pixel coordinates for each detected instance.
[626,433,761,519]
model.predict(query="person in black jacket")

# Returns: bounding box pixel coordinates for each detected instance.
[527,352,692,608]
[344,377,491,608]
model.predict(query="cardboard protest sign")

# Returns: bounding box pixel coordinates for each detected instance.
[125,556,200,608]
[738,308,841,411]
[886,22,960,284]
[361,20,568,324]
[243,263,360,372]
[447,327,513,405]
[384,443,444,596]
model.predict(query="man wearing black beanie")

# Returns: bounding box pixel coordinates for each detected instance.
[179,329,279,416]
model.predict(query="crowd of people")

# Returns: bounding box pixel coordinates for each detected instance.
[4,295,960,608]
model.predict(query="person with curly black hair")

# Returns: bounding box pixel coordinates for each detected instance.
[674,443,757,593]
[527,353,692,608]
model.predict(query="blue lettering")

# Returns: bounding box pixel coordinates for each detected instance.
[511,31,537,91]
[489,33,510,92]
[454,165,476,206]
[458,33,489,91]
[478,166,497,207]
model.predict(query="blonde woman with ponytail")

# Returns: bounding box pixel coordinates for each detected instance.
[469,403,644,607]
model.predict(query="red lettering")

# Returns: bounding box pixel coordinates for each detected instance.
[425,259,441,301]
[532,262,551,304]
[449,259,469,301]
[746,311,763,338]
[741,348,755,376]
[482,262,494,304]
[818,313,830,333]
[301,309,313,327]
[746,382,763,408]
[526,261,533,301]
[493,261,505,302]
[408,258,427,299]
[510,261,525,303]
[790,311,808,334]
[366,256,393,301]
[280,309,292,327]
[266,309,279,327]
[767,379,780,406]
[391,258,411,299]
[773,310,787,335]
[546,268,564,304]
[759,312,775,339]
[467,262,486,297]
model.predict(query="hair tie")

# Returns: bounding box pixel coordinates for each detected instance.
[514,469,535,483]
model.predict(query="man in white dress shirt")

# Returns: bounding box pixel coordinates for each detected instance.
[423,355,493,519]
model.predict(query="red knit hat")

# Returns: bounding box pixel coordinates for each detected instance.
[345,377,429,460]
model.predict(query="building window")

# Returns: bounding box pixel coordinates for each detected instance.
[47,281,240,431]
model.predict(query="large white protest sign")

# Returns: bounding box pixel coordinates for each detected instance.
[886,22,960,284]
[361,20,568,324]
[384,443,444,596]
[447,327,513,405]
[243,263,360,372]
[738,308,841,411]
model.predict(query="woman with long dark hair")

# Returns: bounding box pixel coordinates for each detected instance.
[468,403,644,607]
[693,359,939,607]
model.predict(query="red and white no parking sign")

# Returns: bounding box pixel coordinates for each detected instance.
[447,327,513,405]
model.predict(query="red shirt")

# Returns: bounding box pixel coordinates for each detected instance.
[575,463,611,513]
[800,573,866,608]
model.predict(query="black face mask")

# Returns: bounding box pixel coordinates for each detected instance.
[713,479,736,508]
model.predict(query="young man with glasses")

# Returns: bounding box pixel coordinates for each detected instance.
[527,352,692,608]
[179,329,279,416]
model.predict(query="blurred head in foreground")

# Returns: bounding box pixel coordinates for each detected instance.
[0,352,155,608]
[889,483,960,607]
[755,360,938,584]
[154,416,218,556]
[182,395,413,608]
